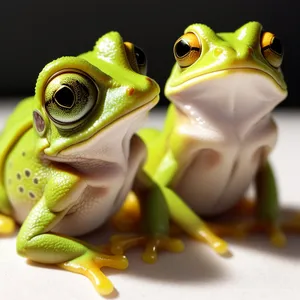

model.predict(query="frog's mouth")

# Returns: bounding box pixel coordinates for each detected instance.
[166,67,287,95]
[46,95,159,163]
[167,69,287,137]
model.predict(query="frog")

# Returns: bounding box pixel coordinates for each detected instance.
[127,21,289,252]
[0,31,184,296]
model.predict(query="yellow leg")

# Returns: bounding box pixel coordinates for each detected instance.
[59,250,128,296]
[110,234,184,264]
[0,213,16,235]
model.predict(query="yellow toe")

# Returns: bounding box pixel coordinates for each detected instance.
[59,250,128,296]
[0,214,16,235]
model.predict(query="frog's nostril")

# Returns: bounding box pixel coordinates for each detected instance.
[126,87,135,96]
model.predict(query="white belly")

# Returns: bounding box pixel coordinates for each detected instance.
[171,115,277,216]
[52,134,146,237]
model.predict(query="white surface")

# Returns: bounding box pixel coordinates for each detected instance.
[0,100,300,300]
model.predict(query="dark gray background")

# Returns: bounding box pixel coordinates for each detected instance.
[0,0,298,107]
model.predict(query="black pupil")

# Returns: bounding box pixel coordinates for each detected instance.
[271,37,283,55]
[135,47,146,66]
[55,86,74,108]
[175,39,191,58]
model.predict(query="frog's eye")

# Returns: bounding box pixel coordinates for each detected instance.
[174,32,202,68]
[44,72,98,128]
[260,31,283,68]
[124,42,147,75]
[134,46,147,75]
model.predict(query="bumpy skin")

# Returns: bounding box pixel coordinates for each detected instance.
[139,22,288,251]
[0,32,183,296]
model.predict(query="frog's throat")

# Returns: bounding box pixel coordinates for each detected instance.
[167,70,286,138]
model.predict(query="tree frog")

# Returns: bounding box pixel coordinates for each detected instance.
[0,31,183,296]
[137,21,288,251]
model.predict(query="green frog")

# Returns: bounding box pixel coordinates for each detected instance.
[137,21,288,252]
[0,31,183,296]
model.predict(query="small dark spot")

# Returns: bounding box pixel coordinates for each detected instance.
[19,186,24,193]
[29,192,35,199]
[33,178,39,184]
[25,169,31,177]
[22,152,26,157]
[17,173,21,180]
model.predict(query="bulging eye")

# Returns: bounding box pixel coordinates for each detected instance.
[44,72,98,128]
[134,45,147,75]
[260,31,283,68]
[173,32,202,68]
[124,42,147,75]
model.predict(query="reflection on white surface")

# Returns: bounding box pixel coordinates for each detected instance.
[0,100,300,300]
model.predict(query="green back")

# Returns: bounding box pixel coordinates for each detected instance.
[0,97,34,187]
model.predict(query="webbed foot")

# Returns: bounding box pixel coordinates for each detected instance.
[282,213,300,234]
[0,213,16,235]
[208,220,286,247]
[110,234,184,264]
[59,250,128,296]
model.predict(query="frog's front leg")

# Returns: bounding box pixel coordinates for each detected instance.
[17,171,128,296]
[153,151,229,256]
[110,171,184,263]
[254,160,286,246]
[0,186,16,235]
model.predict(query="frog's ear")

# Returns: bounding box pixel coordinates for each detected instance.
[33,109,47,137]
[94,31,131,68]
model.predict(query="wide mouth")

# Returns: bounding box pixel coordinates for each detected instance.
[167,67,287,94]
[45,94,159,160]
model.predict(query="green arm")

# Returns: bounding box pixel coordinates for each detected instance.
[255,160,279,222]
[148,150,229,255]
[133,169,170,236]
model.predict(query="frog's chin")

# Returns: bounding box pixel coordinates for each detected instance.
[167,70,287,136]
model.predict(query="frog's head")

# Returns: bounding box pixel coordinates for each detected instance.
[32,31,159,159]
[165,22,287,131]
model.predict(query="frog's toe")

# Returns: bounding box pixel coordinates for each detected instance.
[282,213,300,234]
[270,227,287,247]
[59,250,128,296]
[110,234,184,264]
[0,214,16,235]
[142,236,184,264]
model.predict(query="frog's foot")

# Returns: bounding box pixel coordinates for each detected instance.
[192,226,231,256]
[110,234,184,264]
[228,198,255,216]
[59,250,128,296]
[208,220,286,247]
[111,192,141,232]
[282,213,300,234]
[0,214,16,235]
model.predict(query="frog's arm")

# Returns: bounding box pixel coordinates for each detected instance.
[254,159,286,246]
[255,160,279,222]
[16,167,127,296]
[151,149,229,255]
